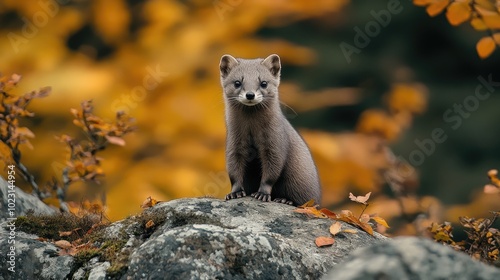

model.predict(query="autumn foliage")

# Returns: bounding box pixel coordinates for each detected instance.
[294,192,390,247]
[429,169,500,266]
[0,73,134,212]
[0,1,499,270]
[414,0,500,58]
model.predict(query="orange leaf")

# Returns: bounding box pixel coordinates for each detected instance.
[315,236,335,247]
[487,169,500,187]
[371,216,390,228]
[145,220,155,229]
[329,222,342,236]
[140,196,158,209]
[482,15,500,29]
[476,36,496,59]
[319,208,337,219]
[349,192,371,204]
[334,210,374,235]
[426,0,450,17]
[446,2,471,26]
[294,207,328,218]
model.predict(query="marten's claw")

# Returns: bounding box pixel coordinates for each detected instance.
[251,192,271,202]
[273,198,295,205]
[225,190,246,200]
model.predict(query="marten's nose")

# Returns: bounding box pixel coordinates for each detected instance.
[246,92,255,100]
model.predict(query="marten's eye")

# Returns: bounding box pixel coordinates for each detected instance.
[260,81,268,88]
[234,81,241,88]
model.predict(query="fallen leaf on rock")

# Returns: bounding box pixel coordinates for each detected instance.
[299,199,316,208]
[315,236,335,247]
[319,208,337,219]
[141,196,158,209]
[330,222,342,236]
[54,240,72,250]
[145,219,155,229]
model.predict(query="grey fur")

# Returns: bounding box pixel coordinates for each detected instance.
[219,54,321,206]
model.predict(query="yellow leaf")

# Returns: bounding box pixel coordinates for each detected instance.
[470,17,488,30]
[434,231,453,242]
[329,222,342,236]
[371,216,390,228]
[426,0,450,17]
[476,36,496,59]
[493,33,500,45]
[446,2,471,26]
[482,15,500,29]
[474,0,497,12]
[342,229,358,234]
[298,199,316,208]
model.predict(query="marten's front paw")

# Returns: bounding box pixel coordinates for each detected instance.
[273,198,295,205]
[251,192,272,202]
[225,190,247,200]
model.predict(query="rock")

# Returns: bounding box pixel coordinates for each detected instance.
[1,176,67,279]
[125,197,385,279]
[0,176,56,222]
[324,236,500,280]
[0,230,73,280]
[0,197,385,279]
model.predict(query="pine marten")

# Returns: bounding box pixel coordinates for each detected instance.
[219,54,321,206]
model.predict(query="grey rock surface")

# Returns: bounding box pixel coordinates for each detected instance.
[2,177,499,279]
[0,176,56,222]
[126,197,385,279]
[0,230,73,280]
[0,196,385,279]
[324,236,500,280]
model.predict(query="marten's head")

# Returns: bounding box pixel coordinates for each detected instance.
[220,54,281,108]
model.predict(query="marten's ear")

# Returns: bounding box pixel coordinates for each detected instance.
[220,55,239,78]
[262,54,281,78]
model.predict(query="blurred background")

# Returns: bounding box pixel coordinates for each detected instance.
[1,0,499,235]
